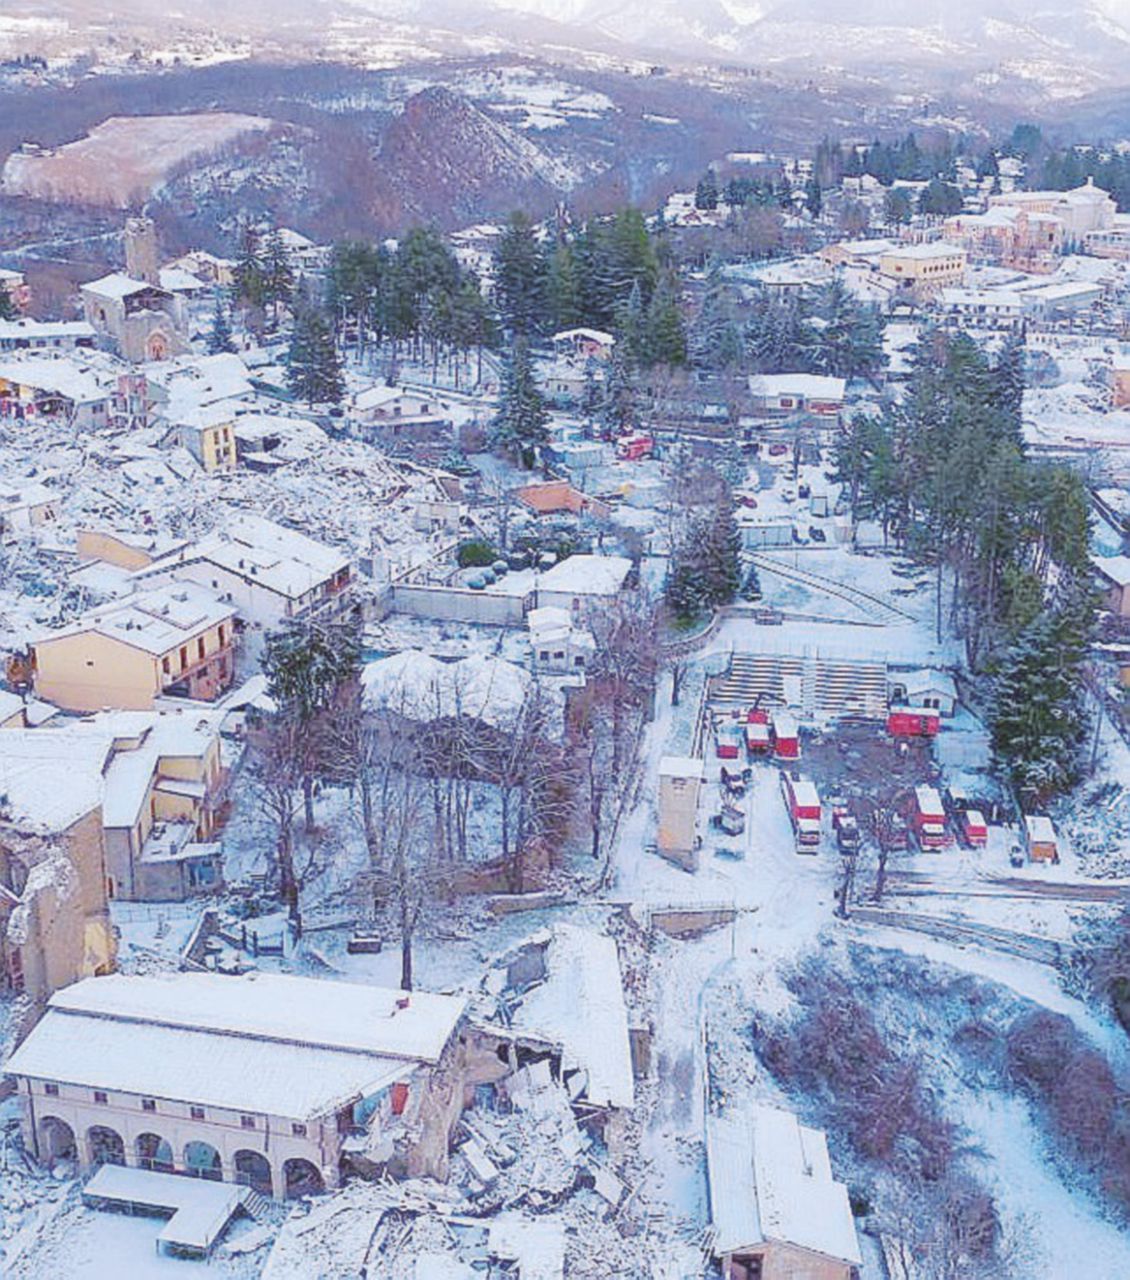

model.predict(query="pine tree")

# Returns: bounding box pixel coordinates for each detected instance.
[692,261,743,371]
[286,307,344,406]
[990,582,1093,803]
[207,295,237,354]
[992,330,1026,439]
[546,239,582,332]
[233,225,266,314]
[600,346,637,436]
[490,337,548,466]
[643,271,687,368]
[262,228,295,327]
[580,358,601,433]
[695,169,720,211]
[0,286,16,322]
[615,279,645,367]
[805,177,823,217]
[493,212,547,337]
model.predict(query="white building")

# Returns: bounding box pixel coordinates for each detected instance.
[706,1103,862,1280]
[527,605,595,677]
[0,318,96,354]
[136,514,353,631]
[535,554,633,616]
[5,972,469,1198]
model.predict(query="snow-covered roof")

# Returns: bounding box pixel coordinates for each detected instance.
[140,513,348,602]
[896,668,958,700]
[507,926,635,1110]
[881,241,965,261]
[706,1104,861,1265]
[0,356,107,403]
[363,650,535,730]
[5,972,468,1120]
[158,266,207,293]
[537,554,632,597]
[659,755,704,779]
[1025,814,1057,844]
[0,318,95,342]
[101,710,221,829]
[34,582,234,658]
[552,327,615,345]
[0,725,114,833]
[1094,554,1130,588]
[748,373,846,401]
[81,272,155,301]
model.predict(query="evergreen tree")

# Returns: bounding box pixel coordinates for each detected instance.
[804,177,823,217]
[490,337,548,466]
[615,279,645,367]
[695,169,720,211]
[990,581,1094,803]
[600,346,638,436]
[233,225,266,314]
[883,187,913,226]
[262,228,295,326]
[546,239,582,332]
[642,270,687,367]
[580,358,601,433]
[493,212,548,337]
[918,179,964,217]
[286,307,344,406]
[207,295,237,355]
[991,330,1026,438]
[0,286,16,322]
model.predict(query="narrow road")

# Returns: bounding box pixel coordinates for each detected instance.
[750,553,916,624]
[848,905,1064,966]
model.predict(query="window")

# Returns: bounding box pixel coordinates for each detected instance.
[179,646,188,669]
[291,1122,307,1138]
[44,1082,59,1097]
[218,624,226,646]
[190,1106,205,1120]
[240,1114,256,1130]
[142,1098,157,1113]
[162,657,171,675]
[94,1090,108,1104]
[197,637,206,661]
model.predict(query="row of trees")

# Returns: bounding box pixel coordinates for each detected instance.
[746,278,885,382]
[834,329,1094,801]
[248,594,662,982]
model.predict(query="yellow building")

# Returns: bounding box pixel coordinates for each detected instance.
[878,241,967,301]
[657,756,704,871]
[0,725,119,1011]
[76,526,187,572]
[32,583,237,712]
[98,710,228,901]
[163,404,237,472]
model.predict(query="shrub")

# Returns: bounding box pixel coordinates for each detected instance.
[457,539,497,568]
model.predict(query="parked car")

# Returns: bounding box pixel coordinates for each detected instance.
[810,526,827,542]
[769,442,789,457]
[836,815,861,856]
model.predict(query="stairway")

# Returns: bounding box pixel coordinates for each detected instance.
[241,1189,272,1219]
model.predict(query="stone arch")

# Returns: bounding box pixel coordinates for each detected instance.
[183,1140,222,1180]
[38,1116,76,1164]
[147,331,171,362]
[234,1149,273,1197]
[87,1125,125,1167]
[283,1157,324,1199]
[136,1132,175,1173]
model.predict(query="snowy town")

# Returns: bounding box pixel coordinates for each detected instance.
[3,59,1130,1280]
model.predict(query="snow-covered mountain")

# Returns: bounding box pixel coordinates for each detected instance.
[6,0,1130,100]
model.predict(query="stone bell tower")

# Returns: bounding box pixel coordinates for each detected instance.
[124,216,160,285]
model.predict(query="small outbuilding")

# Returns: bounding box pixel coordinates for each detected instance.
[706,1102,862,1280]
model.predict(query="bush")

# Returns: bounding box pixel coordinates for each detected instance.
[457,539,497,568]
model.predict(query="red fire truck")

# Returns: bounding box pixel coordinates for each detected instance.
[781,772,822,854]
